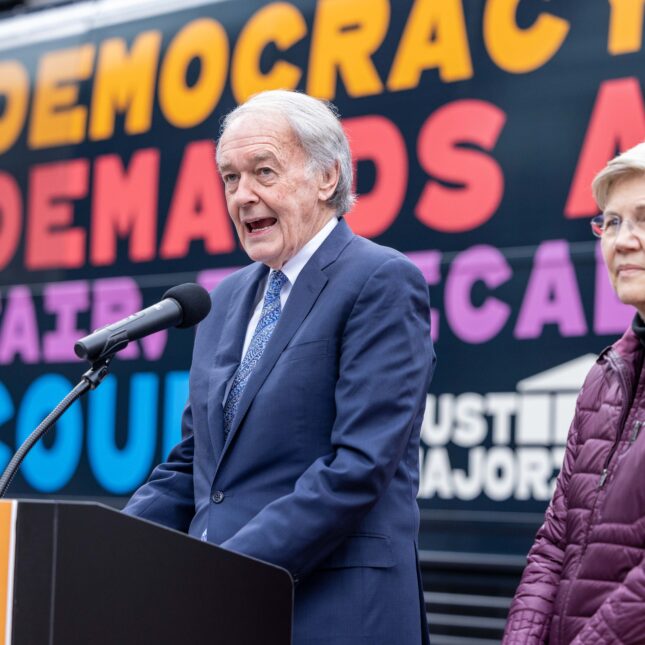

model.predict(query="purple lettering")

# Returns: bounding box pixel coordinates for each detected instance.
[197,267,238,292]
[93,277,167,361]
[515,241,587,339]
[445,246,511,343]
[0,286,40,364]
[43,281,89,362]
[92,278,142,359]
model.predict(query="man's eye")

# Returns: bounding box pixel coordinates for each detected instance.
[258,167,274,177]
[223,174,238,184]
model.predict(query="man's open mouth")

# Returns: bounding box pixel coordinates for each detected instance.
[246,218,277,233]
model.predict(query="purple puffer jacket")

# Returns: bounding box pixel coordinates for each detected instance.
[503,326,645,644]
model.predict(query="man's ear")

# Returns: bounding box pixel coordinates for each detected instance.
[318,161,340,202]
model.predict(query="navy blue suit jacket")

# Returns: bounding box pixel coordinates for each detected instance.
[124,219,435,644]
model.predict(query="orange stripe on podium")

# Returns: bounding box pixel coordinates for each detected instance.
[0,501,16,645]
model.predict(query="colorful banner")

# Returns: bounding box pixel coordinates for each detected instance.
[0,0,644,549]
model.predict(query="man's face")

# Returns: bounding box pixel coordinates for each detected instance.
[217,112,336,269]
[602,174,645,317]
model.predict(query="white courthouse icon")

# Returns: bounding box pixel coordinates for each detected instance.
[515,354,598,447]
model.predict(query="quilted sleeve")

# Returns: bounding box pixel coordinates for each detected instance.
[502,405,581,644]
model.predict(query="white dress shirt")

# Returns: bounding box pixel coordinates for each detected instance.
[240,216,338,357]
[221,217,339,406]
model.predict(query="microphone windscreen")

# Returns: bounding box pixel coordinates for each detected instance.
[163,283,212,328]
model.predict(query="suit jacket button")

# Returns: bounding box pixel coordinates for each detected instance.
[211,490,225,504]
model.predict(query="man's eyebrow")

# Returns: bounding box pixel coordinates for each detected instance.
[218,151,281,173]
[250,151,280,165]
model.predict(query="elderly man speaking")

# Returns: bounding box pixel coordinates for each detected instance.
[124,90,435,645]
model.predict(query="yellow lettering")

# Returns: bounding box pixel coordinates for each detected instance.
[608,0,645,54]
[29,44,95,149]
[89,31,162,140]
[307,0,389,100]
[483,0,569,73]
[159,19,229,129]
[0,61,28,154]
[387,0,472,90]
[232,3,307,104]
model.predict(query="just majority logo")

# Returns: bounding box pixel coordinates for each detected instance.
[418,355,598,503]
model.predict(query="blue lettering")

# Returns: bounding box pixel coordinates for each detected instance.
[0,382,13,472]
[88,373,157,494]
[16,375,82,492]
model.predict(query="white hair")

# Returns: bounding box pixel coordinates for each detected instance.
[593,141,645,210]
[217,90,355,215]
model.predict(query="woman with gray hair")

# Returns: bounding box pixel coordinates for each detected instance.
[503,141,645,644]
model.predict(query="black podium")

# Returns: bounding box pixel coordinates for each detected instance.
[0,500,293,644]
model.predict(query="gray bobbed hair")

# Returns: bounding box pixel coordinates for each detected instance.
[593,141,645,210]
[217,90,356,216]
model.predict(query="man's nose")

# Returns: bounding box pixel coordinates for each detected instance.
[233,175,259,207]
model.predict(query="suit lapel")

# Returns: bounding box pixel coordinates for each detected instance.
[217,219,354,460]
[207,263,267,457]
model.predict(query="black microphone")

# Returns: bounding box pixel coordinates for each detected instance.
[74,283,211,362]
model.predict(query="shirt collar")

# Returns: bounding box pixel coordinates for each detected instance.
[278,217,338,286]
[632,313,645,348]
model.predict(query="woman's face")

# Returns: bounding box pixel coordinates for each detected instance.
[602,174,645,318]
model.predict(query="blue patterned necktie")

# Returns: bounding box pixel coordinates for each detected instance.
[223,269,289,436]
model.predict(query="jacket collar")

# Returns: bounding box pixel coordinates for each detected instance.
[206,261,267,458]
[214,218,354,468]
[599,323,644,406]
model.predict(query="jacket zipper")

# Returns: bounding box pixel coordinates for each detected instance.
[560,349,631,643]
[630,420,642,444]
[598,419,641,487]
[597,353,633,489]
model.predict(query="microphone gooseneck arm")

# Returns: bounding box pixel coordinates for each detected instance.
[0,283,211,498]
[0,357,113,498]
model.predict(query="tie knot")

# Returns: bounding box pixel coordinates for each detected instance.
[267,270,288,299]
